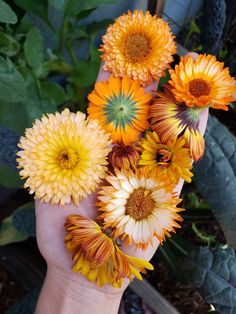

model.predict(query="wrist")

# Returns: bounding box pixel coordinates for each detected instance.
[36,266,123,314]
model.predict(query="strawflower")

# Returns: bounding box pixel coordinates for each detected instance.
[97,168,183,250]
[65,215,154,288]
[169,54,236,110]
[87,76,152,144]
[17,109,111,205]
[138,131,193,183]
[100,10,176,86]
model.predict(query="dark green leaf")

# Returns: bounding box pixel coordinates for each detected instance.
[12,0,50,26]
[88,19,112,38]
[65,0,115,17]
[0,101,28,134]
[189,20,200,34]
[72,60,100,87]
[0,165,22,188]
[12,202,36,237]
[24,28,44,68]
[0,216,27,245]
[0,58,27,103]
[0,1,17,24]
[41,82,66,104]
[67,27,89,40]
[89,44,101,62]
[186,247,236,313]
[158,70,171,90]
[48,0,65,10]
[194,115,236,247]
[0,31,19,57]
[24,97,57,125]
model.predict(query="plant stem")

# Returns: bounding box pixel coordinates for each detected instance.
[67,40,77,66]
[192,223,215,246]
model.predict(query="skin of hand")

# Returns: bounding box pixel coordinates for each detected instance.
[35,52,208,314]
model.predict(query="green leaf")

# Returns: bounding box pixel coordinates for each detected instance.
[88,19,112,38]
[0,31,20,57]
[0,1,17,24]
[0,58,27,103]
[72,60,100,87]
[12,202,35,237]
[0,165,22,188]
[41,82,66,104]
[193,115,236,247]
[158,70,171,90]
[0,101,28,134]
[0,202,35,246]
[48,0,65,10]
[189,20,200,34]
[24,28,44,68]
[186,247,236,313]
[0,216,28,245]
[12,0,51,26]
[67,27,89,40]
[65,0,115,17]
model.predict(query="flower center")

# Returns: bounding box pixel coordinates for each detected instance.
[104,93,137,129]
[124,34,150,61]
[189,79,211,97]
[156,148,173,168]
[57,148,79,169]
[125,187,155,220]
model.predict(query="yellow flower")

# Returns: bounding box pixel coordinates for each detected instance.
[97,168,183,250]
[169,54,236,109]
[17,109,111,205]
[100,10,176,86]
[87,76,152,144]
[65,215,153,288]
[108,144,139,170]
[150,90,205,161]
[138,131,193,183]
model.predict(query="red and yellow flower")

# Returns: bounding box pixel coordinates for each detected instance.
[138,131,193,183]
[65,215,153,288]
[108,144,139,170]
[150,91,205,161]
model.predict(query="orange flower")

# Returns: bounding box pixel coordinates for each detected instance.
[87,76,152,144]
[65,215,154,288]
[100,10,176,86]
[138,131,193,183]
[150,91,205,161]
[169,54,236,110]
[108,144,139,170]
[97,168,183,250]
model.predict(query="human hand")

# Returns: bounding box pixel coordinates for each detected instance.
[35,53,209,314]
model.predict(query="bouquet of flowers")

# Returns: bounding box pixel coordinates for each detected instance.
[16,11,236,288]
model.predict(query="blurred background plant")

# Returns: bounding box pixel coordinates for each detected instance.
[0,1,236,314]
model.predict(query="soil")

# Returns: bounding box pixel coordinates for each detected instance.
[0,267,26,313]
[147,261,211,314]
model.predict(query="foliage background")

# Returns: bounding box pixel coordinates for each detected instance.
[0,1,236,313]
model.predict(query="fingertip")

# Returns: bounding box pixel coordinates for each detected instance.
[187,52,199,60]
[96,63,110,82]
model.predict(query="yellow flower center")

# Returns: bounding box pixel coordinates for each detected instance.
[124,34,150,61]
[125,187,155,220]
[156,148,173,168]
[57,148,79,169]
[189,79,211,97]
